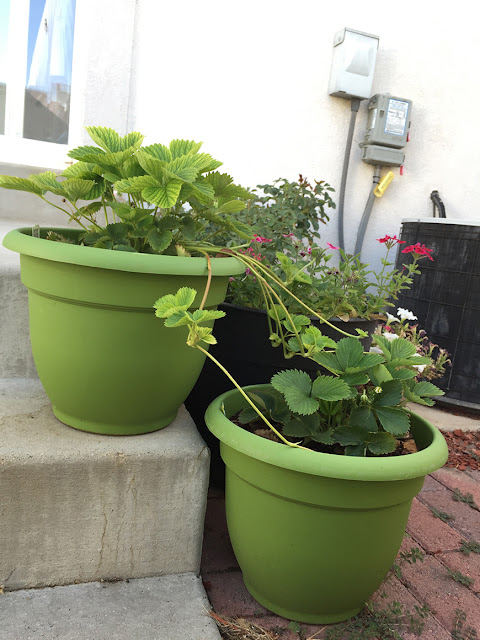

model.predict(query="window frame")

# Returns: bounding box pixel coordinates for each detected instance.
[1,0,78,169]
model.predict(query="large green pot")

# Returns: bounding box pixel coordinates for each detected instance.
[205,384,448,624]
[3,227,244,435]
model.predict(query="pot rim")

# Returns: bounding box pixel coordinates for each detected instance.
[2,227,245,277]
[205,383,448,482]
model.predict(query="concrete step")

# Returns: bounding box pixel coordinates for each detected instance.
[0,266,37,378]
[0,574,220,640]
[0,378,210,590]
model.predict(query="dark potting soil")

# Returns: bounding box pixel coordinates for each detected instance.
[232,414,419,458]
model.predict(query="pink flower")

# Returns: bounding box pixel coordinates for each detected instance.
[326,242,339,250]
[402,243,434,261]
[253,234,272,243]
[282,233,295,238]
[377,235,406,245]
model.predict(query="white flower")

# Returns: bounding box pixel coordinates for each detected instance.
[382,332,399,342]
[412,352,426,374]
[386,312,400,324]
[397,308,417,321]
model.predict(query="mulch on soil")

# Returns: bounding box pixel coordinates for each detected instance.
[440,429,480,471]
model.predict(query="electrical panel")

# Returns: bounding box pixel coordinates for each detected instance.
[363,94,412,148]
[361,93,412,166]
[328,28,380,100]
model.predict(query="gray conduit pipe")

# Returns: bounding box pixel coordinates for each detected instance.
[354,165,382,258]
[337,98,361,251]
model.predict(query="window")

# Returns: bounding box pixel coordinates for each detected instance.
[1,0,76,166]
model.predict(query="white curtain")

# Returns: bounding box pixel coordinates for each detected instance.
[27,0,76,102]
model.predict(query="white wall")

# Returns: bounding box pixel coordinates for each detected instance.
[2,0,478,274]
[127,0,480,272]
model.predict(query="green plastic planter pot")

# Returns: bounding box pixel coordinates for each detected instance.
[205,384,448,624]
[3,227,244,435]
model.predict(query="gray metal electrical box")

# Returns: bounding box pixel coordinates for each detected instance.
[363,94,412,149]
[361,145,405,167]
[328,28,380,100]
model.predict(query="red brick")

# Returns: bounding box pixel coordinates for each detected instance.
[202,570,270,618]
[436,550,480,593]
[201,498,238,573]
[417,490,480,541]
[421,474,448,492]
[432,467,480,506]
[406,498,465,553]
[399,555,480,631]
[371,575,451,639]
[466,469,480,483]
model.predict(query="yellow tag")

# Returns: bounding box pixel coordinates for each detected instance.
[374,171,394,198]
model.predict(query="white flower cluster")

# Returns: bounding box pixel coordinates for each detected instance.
[397,308,418,321]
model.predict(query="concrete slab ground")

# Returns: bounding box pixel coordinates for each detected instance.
[407,402,480,432]
[0,574,220,640]
[0,378,210,590]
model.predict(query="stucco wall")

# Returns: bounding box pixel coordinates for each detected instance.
[127,0,480,272]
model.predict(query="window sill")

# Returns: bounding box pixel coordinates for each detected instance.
[0,135,72,171]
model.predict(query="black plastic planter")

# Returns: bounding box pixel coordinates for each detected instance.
[395,218,480,412]
[186,303,377,486]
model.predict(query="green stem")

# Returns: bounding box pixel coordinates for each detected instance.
[240,256,306,357]
[196,345,308,450]
[41,197,89,230]
[196,250,212,311]
[241,254,355,337]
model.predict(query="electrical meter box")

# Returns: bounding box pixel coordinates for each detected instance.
[328,28,379,100]
[363,94,412,149]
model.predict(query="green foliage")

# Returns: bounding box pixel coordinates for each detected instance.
[373,316,452,381]
[453,489,479,511]
[447,569,474,587]
[430,507,455,523]
[157,287,444,456]
[400,546,425,565]
[153,288,225,347]
[0,126,254,255]
[225,175,336,309]
[227,205,426,322]
[460,540,480,555]
[452,609,478,640]
[287,620,304,637]
[322,599,430,640]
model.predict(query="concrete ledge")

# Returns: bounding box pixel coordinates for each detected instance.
[0,574,220,640]
[0,379,210,590]
[0,268,37,378]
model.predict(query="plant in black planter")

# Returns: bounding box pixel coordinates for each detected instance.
[0,126,254,435]
[154,260,448,624]
[186,180,430,482]
[372,307,451,381]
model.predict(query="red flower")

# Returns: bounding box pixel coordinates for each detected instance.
[377,234,406,245]
[253,234,272,243]
[401,243,434,261]
[326,242,339,250]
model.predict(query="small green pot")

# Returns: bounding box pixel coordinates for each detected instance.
[205,384,448,624]
[3,227,244,435]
